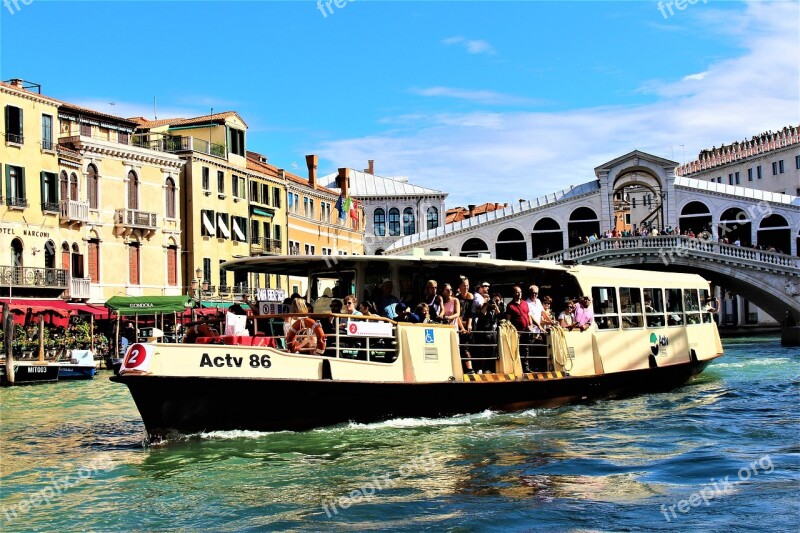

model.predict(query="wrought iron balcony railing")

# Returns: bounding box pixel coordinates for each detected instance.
[41,201,60,213]
[41,139,55,150]
[6,197,28,209]
[250,237,282,255]
[114,208,158,230]
[5,132,23,144]
[0,265,68,289]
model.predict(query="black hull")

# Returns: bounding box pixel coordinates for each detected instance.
[1,364,60,385]
[112,358,712,439]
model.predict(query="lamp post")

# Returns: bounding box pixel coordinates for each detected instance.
[190,267,207,320]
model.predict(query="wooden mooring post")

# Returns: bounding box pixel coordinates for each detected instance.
[3,303,15,385]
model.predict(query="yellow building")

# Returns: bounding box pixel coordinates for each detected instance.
[134,113,287,303]
[247,152,364,297]
[1,78,184,310]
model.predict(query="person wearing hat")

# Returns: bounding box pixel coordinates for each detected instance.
[376,278,400,319]
[466,282,490,333]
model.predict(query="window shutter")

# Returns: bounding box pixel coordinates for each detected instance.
[17,107,23,138]
[88,241,99,283]
[20,167,25,200]
[40,171,46,205]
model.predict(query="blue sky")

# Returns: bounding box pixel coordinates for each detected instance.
[1,1,798,206]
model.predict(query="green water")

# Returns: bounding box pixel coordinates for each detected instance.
[1,335,798,531]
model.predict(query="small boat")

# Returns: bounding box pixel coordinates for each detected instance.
[0,361,60,385]
[52,349,97,380]
[112,254,723,440]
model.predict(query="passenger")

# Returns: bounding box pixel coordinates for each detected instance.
[343,295,362,316]
[422,280,444,322]
[415,303,434,324]
[704,296,719,314]
[525,285,545,337]
[375,278,400,319]
[558,300,578,330]
[467,281,491,334]
[357,300,378,316]
[284,298,317,352]
[456,275,473,333]
[505,285,533,373]
[440,283,461,329]
[395,302,420,324]
[574,295,595,332]
[491,291,506,316]
[540,295,557,331]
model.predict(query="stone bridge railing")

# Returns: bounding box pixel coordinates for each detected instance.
[540,236,800,273]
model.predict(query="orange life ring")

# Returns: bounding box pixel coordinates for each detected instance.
[286,317,326,354]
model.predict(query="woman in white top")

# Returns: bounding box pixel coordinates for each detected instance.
[558,301,578,330]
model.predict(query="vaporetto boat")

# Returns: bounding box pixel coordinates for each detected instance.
[111,254,723,440]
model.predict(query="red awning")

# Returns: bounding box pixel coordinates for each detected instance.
[0,298,110,324]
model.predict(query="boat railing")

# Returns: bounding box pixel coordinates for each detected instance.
[459,329,551,373]
[251,313,399,364]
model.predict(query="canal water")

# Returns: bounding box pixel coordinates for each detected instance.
[0,336,797,532]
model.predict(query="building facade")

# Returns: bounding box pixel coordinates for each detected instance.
[320,162,447,255]
[1,79,184,308]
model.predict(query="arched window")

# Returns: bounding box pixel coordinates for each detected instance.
[167,245,178,286]
[460,238,490,257]
[165,177,176,219]
[374,208,386,236]
[127,170,139,210]
[388,208,400,236]
[87,164,99,209]
[69,172,79,201]
[426,207,439,230]
[10,238,23,283]
[59,171,68,202]
[403,207,415,235]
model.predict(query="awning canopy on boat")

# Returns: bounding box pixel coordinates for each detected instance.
[105,295,193,315]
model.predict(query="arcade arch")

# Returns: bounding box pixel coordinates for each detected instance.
[718,207,751,245]
[531,217,563,258]
[568,207,600,246]
[461,238,490,257]
[496,228,527,261]
[679,201,711,235]
[757,214,791,253]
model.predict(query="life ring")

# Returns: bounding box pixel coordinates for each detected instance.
[286,317,326,354]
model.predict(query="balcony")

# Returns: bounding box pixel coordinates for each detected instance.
[6,197,29,210]
[250,237,282,256]
[0,265,68,289]
[41,201,60,214]
[5,132,23,144]
[41,139,55,151]
[115,208,158,236]
[59,199,90,223]
[132,134,226,159]
[67,278,91,300]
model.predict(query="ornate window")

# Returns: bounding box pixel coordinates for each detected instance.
[388,208,400,236]
[165,177,176,219]
[374,208,386,236]
[426,207,439,230]
[403,207,415,235]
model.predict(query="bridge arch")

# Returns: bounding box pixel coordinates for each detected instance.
[568,207,600,246]
[679,201,711,234]
[496,228,527,261]
[757,214,791,253]
[612,169,664,231]
[461,238,490,257]
[531,217,563,258]
[718,207,752,245]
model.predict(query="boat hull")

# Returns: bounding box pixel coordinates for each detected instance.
[1,363,60,385]
[56,365,97,380]
[112,357,713,439]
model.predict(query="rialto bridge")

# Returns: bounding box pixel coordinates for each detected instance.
[384,151,800,324]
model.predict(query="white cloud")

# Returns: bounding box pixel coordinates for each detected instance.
[441,35,496,55]
[412,86,546,107]
[318,1,799,207]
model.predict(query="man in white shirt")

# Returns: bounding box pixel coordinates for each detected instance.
[466,281,490,333]
[525,285,545,334]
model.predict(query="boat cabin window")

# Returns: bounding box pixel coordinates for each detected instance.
[591,286,619,329]
[666,288,683,326]
[684,288,702,325]
[309,270,355,312]
[700,288,714,323]
[619,287,643,329]
[643,288,665,328]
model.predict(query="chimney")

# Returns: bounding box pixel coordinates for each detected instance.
[9,78,24,89]
[305,154,318,189]
[364,160,374,175]
[468,204,476,218]
[337,168,350,197]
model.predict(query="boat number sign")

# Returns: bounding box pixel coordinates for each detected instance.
[200,353,271,369]
[121,344,154,372]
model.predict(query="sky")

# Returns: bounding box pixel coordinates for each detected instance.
[1,0,798,207]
